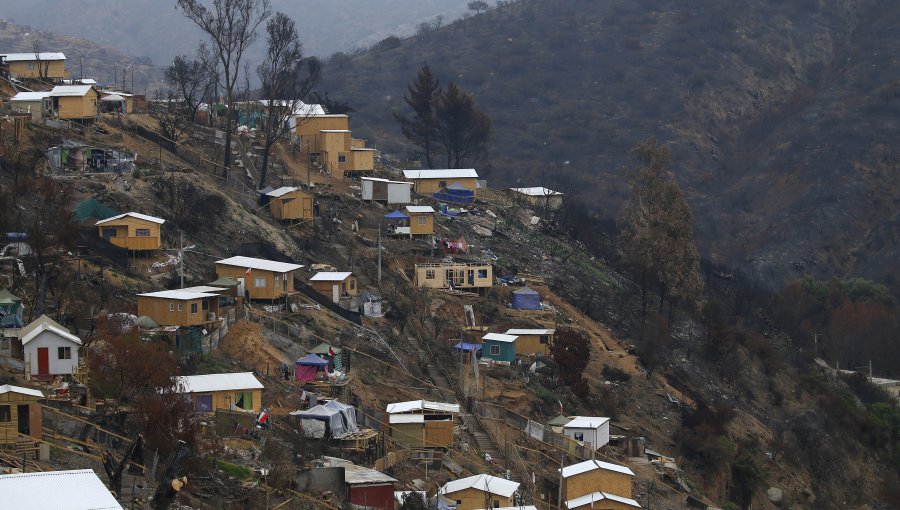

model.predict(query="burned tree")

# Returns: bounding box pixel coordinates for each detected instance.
[434,81,491,168]
[164,51,214,123]
[394,64,441,168]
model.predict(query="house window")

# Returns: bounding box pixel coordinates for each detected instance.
[190,303,198,314]
[135,229,151,237]
[195,394,213,413]
[202,300,209,311]
[425,270,436,280]
[490,345,500,355]
[58,347,71,360]
[103,228,117,237]
[178,304,184,312]
[418,215,427,225]
[169,303,175,312]
[255,277,266,288]
[234,391,253,410]
[539,335,549,344]
[27,63,34,70]
[283,273,289,281]
[574,432,584,441]
[439,180,447,187]
[349,279,355,290]
[0,405,9,422]
[477,269,488,279]
[455,501,462,506]
[493,502,500,509]
[338,154,346,163]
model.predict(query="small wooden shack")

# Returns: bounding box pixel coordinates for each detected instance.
[414,263,493,291]
[266,186,313,222]
[215,256,304,301]
[174,372,264,413]
[9,91,52,120]
[95,212,165,252]
[361,177,412,204]
[560,459,636,502]
[0,385,43,445]
[504,328,555,356]
[385,400,459,449]
[405,205,436,239]
[136,289,222,327]
[309,271,358,303]
[562,416,611,450]
[19,315,81,380]
[402,169,478,194]
[0,52,68,79]
[481,333,518,363]
[564,492,641,510]
[439,474,520,510]
[508,186,564,210]
[49,85,100,120]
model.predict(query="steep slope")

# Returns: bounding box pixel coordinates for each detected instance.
[315,0,900,289]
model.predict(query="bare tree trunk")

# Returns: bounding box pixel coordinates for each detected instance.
[640,271,647,321]
[259,143,271,188]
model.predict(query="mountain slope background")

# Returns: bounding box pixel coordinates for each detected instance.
[315,0,900,290]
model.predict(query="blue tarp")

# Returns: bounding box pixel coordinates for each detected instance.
[433,182,474,204]
[453,342,483,353]
[296,353,329,366]
[511,286,542,310]
[384,209,410,220]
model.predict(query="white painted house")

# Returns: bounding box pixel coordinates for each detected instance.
[19,315,81,379]
[562,416,610,450]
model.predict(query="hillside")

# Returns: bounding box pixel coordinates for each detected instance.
[315,0,900,289]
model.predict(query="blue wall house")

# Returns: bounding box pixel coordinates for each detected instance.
[481,333,518,363]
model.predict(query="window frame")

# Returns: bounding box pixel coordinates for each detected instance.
[190,303,198,314]
[169,303,175,312]
[477,269,488,279]
[338,154,346,163]
[425,269,436,280]
[254,276,266,288]
[177,304,184,312]
[417,215,427,225]
[58,346,71,360]
[489,344,500,355]
[135,228,151,237]
[0,405,10,422]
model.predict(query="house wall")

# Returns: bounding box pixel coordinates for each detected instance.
[387,184,412,204]
[0,393,42,444]
[270,191,313,220]
[563,422,610,450]
[347,150,375,172]
[424,420,454,448]
[216,265,295,300]
[97,217,161,250]
[409,213,434,236]
[514,334,553,356]
[390,422,424,448]
[57,92,99,119]
[188,388,262,413]
[564,470,633,501]
[414,264,493,289]
[483,341,516,362]
[7,60,67,79]
[10,100,49,119]
[443,487,514,510]
[137,296,219,327]
[23,331,79,376]
[412,177,477,194]
[296,116,349,138]
[310,276,358,302]
[349,483,395,510]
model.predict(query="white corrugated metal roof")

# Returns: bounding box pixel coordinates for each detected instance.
[388,414,424,424]
[0,469,122,510]
[137,290,220,300]
[175,372,264,393]
[320,129,351,133]
[49,85,95,97]
[265,186,299,198]
[0,384,44,398]
[385,400,460,414]
[405,205,436,214]
[361,177,412,185]
[440,474,519,498]
[320,457,397,485]
[10,91,51,101]
[483,333,517,343]
[563,416,610,429]
[565,492,640,509]
[1,52,66,62]
[509,186,562,196]
[480,507,538,510]
[309,271,353,282]
[402,169,478,179]
[216,256,303,273]
[20,316,82,346]
[504,328,555,335]
[95,212,166,225]
[178,286,227,294]
[559,459,635,478]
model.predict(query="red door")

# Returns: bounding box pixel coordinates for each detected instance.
[37,347,49,376]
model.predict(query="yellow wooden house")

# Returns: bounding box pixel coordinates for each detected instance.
[266,186,313,222]
[174,372,264,414]
[49,85,100,120]
[414,262,492,291]
[439,474,520,510]
[215,256,304,301]
[560,459,638,510]
[405,205,436,239]
[136,289,222,327]
[508,187,564,210]
[294,112,377,177]
[402,169,479,194]
[385,400,459,449]
[95,212,165,252]
[309,271,358,303]
[504,328,556,356]
[0,385,43,445]
[1,52,68,79]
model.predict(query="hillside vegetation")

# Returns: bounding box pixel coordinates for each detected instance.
[317,0,900,289]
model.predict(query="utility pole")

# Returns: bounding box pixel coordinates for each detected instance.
[179,232,185,288]
[79,57,83,80]
[556,453,564,510]
[377,221,382,284]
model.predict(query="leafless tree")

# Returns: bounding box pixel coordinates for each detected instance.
[149,89,186,146]
[177,0,271,178]
[164,48,214,123]
[255,11,320,187]
[32,40,50,81]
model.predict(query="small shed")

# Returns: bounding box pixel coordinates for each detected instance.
[361,177,412,204]
[405,205,436,238]
[266,186,313,222]
[321,457,397,510]
[439,474,520,510]
[562,416,611,450]
[357,289,382,317]
[296,353,330,382]
[481,333,517,363]
[385,400,459,449]
[9,91,52,120]
[309,271,358,303]
[505,328,555,356]
[0,469,124,510]
[49,85,100,120]
[19,315,81,379]
[564,492,641,510]
[511,286,541,310]
[560,459,635,502]
[174,372,264,413]
[0,385,43,444]
[0,289,24,328]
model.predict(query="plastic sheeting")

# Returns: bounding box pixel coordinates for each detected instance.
[291,400,358,438]
[511,286,541,310]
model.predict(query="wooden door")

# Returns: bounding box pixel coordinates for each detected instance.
[332,284,340,303]
[37,347,49,375]
[17,404,29,435]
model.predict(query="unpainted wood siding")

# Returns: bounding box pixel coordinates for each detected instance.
[187,388,262,414]
[414,265,493,289]
[270,190,313,220]
[443,487,514,510]
[412,177,477,194]
[57,90,99,119]
[215,265,295,300]
[563,469,633,501]
[7,60,68,79]
[409,213,434,236]
[0,392,42,444]
[137,296,219,327]
[513,333,553,356]
[97,217,161,250]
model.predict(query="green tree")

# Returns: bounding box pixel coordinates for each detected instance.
[620,138,703,318]
[394,64,441,167]
[435,81,492,168]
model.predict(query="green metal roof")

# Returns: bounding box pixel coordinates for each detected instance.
[309,342,342,355]
[208,276,240,287]
[73,198,118,223]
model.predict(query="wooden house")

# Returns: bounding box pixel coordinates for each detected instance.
[361,177,412,204]
[309,272,358,303]
[215,256,304,301]
[321,457,397,510]
[136,289,221,327]
[95,212,165,252]
[414,262,493,291]
[0,385,43,445]
[266,186,313,222]
[0,52,68,79]
[49,85,100,120]
[9,91,53,120]
[562,416,611,450]
[294,112,377,177]
[19,315,81,380]
[439,474,520,510]
[385,400,459,449]
[508,187,564,211]
[174,372,264,413]
[564,492,641,510]
[405,205,436,239]
[504,328,555,356]
[100,91,134,114]
[402,169,478,194]
[0,469,124,510]
[481,333,518,363]
[560,459,636,503]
